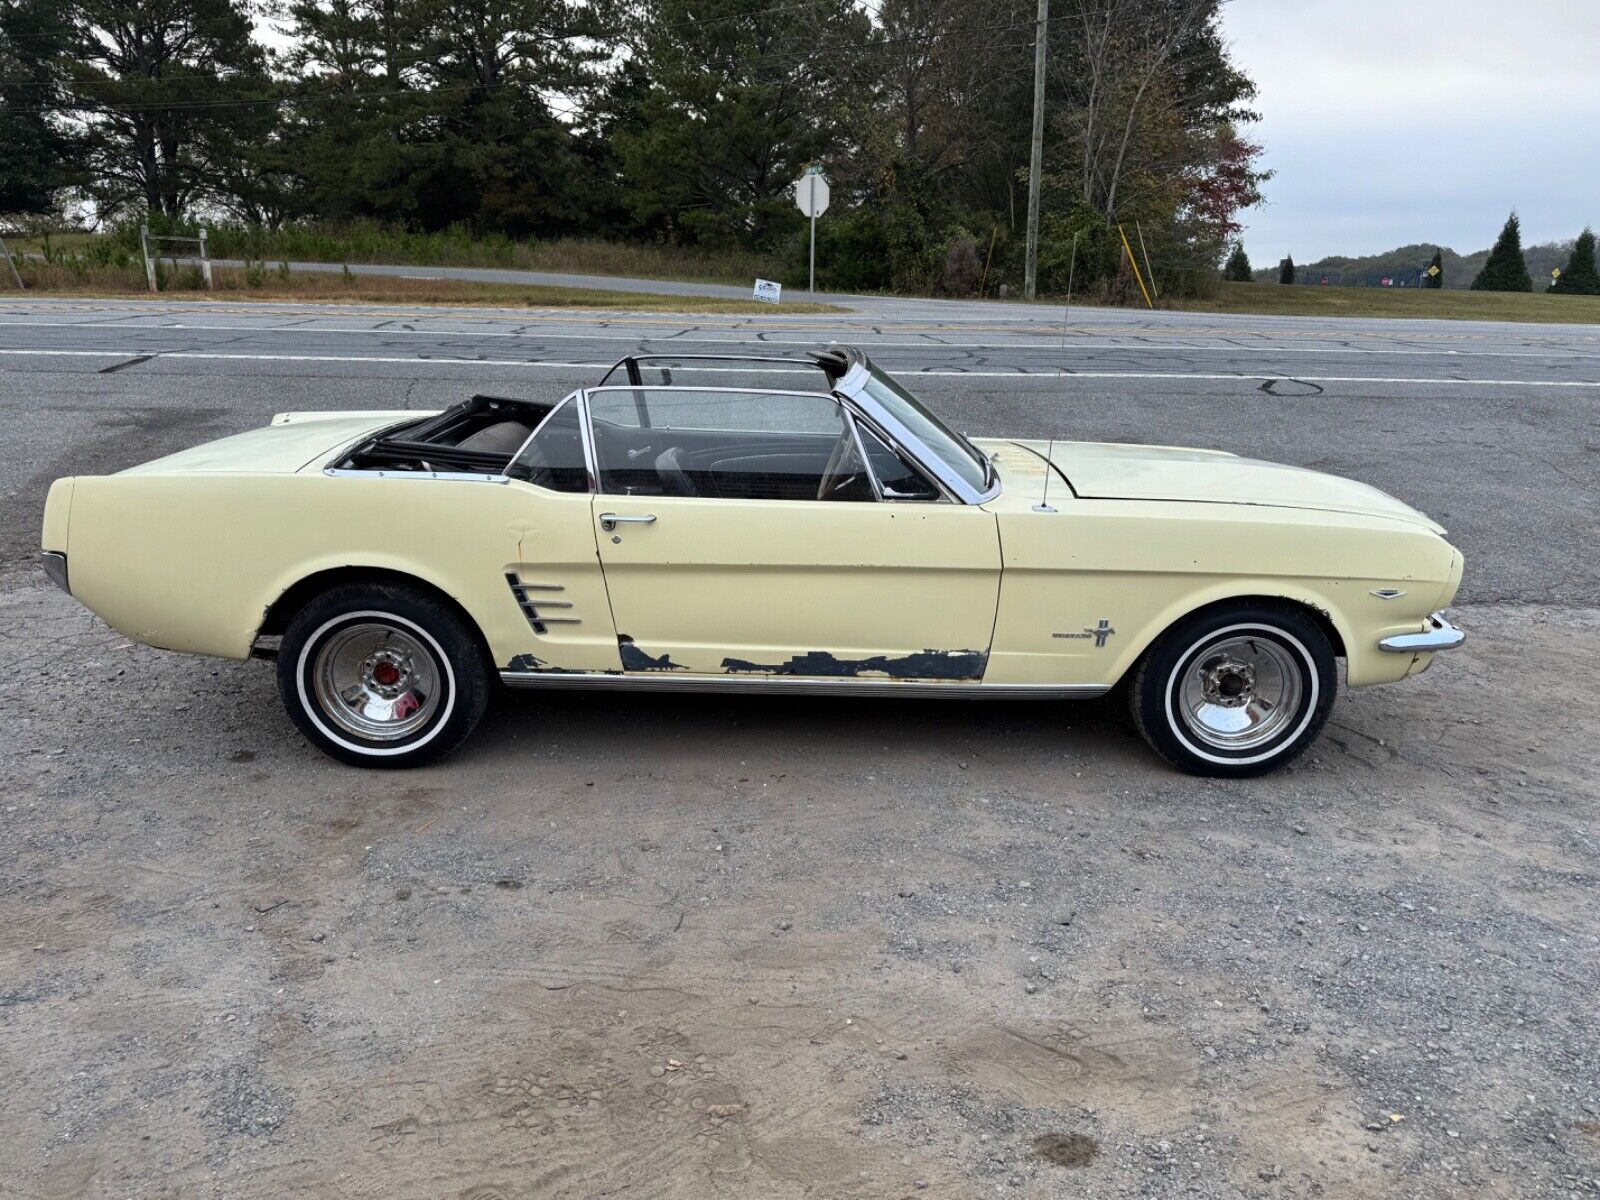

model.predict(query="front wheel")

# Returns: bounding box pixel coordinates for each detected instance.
[1129,603,1336,778]
[277,583,490,768]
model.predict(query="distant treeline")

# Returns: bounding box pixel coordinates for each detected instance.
[1253,238,1577,290]
[1,0,1266,298]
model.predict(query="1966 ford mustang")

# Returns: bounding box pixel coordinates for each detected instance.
[39,347,1463,776]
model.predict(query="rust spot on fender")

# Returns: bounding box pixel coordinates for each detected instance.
[617,635,686,672]
[720,649,987,681]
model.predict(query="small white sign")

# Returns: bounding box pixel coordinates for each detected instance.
[753,278,782,304]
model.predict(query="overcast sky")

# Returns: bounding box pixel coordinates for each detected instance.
[1220,0,1600,262]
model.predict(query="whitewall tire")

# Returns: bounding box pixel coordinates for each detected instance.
[1130,602,1336,778]
[277,583,489,768]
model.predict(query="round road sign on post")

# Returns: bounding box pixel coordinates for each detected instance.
[794,169,830,294]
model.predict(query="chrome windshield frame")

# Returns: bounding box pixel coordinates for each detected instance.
[599,354,836,389]
[831,353,1000,505]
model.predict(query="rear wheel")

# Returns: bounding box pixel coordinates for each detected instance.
[1129,603,1335,777]
[277,583,489,767]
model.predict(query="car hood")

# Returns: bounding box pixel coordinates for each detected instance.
[118,411,419,476]
[999,438,1446,533]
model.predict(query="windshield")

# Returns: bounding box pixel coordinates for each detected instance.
[856,365,991,494]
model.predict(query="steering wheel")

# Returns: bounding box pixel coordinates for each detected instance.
[816,430,864,500]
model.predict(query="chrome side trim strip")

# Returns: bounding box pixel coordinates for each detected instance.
[324,467,510,483]
[1379,611,1465,653]
[498,670,1110,699]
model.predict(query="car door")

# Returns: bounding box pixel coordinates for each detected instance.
[583,385,1002,682]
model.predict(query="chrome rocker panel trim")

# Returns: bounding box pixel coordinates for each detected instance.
[499,670,1110,700]
[1378,612,1465,653]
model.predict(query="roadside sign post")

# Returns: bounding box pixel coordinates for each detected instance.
[140,224,158,292]
[198,227,213,290]
[793,166,830,295]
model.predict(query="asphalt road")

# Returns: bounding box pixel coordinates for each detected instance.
[3,294,1597,604]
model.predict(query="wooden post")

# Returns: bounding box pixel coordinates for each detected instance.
[0,235,25,290]
[1023,0,1049,301]
[198,227,213,289]
[140,224,158,292]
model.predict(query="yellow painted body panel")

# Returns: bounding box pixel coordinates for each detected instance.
[61,472,621,673]
[979,441,1460,686]
[40,416,1464,693]
[121,412,414,476]
[593,496,1000,677]
[41,478,73,552]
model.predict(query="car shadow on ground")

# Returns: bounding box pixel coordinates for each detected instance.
[480,683,1148,773]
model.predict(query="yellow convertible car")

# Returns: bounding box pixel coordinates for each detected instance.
[40,348,1463,776]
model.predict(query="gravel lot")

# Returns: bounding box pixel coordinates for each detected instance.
[2,300,1598,1199]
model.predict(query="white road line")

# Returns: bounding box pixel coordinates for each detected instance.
[1,318,1598,360]
[4,346,1600,387]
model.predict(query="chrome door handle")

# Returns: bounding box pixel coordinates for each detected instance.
[598,512,657,531]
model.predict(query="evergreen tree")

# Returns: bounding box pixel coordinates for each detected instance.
[0,0,79,215]
[1470,211,1533,292]
[279,0,611,235]
[612,0,874,247]
[1278,254,1295,285]
[1223,243,1251,281]
[48,0,275,220]
[1424,248,1443,288]
[1549,227,1599,295]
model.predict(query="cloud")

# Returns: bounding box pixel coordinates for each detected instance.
[1222,0,1600,260]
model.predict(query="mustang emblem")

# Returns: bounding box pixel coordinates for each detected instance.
[1052,619,1116,648]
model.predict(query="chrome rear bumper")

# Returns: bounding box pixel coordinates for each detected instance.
[1379,611,1464,653]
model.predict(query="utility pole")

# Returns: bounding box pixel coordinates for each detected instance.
[1023,0,1049,301]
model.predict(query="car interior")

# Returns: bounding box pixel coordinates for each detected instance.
[335,394,556,476]
[585,418,876,501]
[337,383,941,503]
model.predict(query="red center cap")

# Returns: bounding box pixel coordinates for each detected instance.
[372,661,401,687]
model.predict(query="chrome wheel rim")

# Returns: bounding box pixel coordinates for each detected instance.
[311,621,442,742]
[1175,634,1304,752]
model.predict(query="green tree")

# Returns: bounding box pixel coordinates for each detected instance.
[1278,254,1294,284]
[611,0,874,247]
[50,0,275,219]
[1548,227,1599,295]
[1424,248,1443,288]
[1222,242,1251,281]
[278,0,611,234]
[1035,0,1268,298]
[0,0,80,215]
[1470,211,1532,292]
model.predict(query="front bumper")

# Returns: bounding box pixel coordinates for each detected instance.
[1379,611,1465,653]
